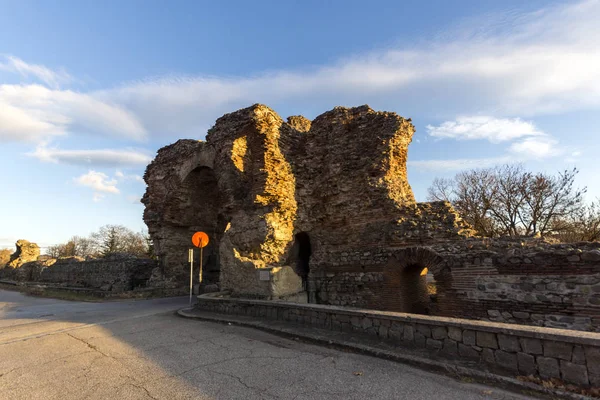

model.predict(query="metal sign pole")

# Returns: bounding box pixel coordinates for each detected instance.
[199,245,203,285]
[188,248,193,307]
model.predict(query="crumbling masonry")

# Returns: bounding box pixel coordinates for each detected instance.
[143,104,600,331]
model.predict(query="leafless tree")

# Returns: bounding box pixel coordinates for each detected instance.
[427,164,587,238]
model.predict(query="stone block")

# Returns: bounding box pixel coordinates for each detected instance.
[426,339,443,350]
[442,339,458,355]
[487,310,501,318]
[517,352,536,375]
[361,317,372,329]
[477,331,498,349]
[513,311,530,320]
[544,341,573,360]
[560,360,589,386]
[520,338,543,355]
[498,334,521,353]
[463,330,476,346]
[448,327,462,342]
[414,332,427,347]
[572,346,586,365]
[431,326,447,340]
[590,374,600,387]
[495,350,518,372]
[537,356,560,379]
[458,344,479,358]
[482,348,495,364]
[416,324,431,338]
[403,326,414,342]
[378,325,389,338]
[585,346,600,375]
[388,328,403,341]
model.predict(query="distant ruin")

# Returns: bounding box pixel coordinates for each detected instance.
[143,104,600,331]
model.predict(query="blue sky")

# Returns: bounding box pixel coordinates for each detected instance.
[1,0,599,251]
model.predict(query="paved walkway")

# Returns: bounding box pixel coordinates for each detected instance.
[0,290,535,399]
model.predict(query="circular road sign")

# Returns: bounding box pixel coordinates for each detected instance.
[192,232,209,248]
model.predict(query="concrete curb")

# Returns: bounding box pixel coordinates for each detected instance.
[177,308,593,400]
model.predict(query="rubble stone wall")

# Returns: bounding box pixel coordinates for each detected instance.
[0,255,157,293]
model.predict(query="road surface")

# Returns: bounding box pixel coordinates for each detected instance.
[0,289,534,399]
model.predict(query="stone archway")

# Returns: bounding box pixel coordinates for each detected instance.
[156,165,227,287]
[378,247,448,314]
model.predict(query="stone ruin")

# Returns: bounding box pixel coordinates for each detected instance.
[5,239,40,269]
[144,104,600,331]
[0,240,159,294]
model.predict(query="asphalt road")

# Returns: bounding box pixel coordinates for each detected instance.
[0,289,535,400]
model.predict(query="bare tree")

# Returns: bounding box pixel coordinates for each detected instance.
[91,225,148,256]
[427,164,588,238]
[520,168,586,236]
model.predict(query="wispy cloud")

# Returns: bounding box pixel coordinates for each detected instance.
[426,116,544,143]
[0,1,599,144]
[74,170,119,200]
[0,55,72,89]
[508,136,560,158]
[30,146,152,167]
[0,84,146,143]
[408,156,512,172]
[411,115,562,170]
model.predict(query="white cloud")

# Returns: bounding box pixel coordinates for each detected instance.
[0,84,146,143]
[74,170,119,196]
[30,146,152,167]
[0,55,72,88]
[408,156,512,172]
[1,1,599,144]
[426,116,544,143]
[508,136,561,158]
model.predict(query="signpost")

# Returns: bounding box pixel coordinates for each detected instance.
[189,231,209,307]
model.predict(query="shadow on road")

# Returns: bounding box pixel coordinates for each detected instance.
[0,289,529,400]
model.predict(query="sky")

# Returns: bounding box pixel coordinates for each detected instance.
[1,0,599,251]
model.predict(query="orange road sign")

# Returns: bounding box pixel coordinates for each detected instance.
[192,231,209,248]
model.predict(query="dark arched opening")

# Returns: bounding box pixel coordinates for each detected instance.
[292,232,311,289]
[377,247,447,315]
[399,264,432,314]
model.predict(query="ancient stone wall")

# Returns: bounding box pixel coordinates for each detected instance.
[143,104,600,332]
[0,253,157,293]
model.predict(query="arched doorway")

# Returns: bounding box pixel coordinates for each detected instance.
[290,232,311,290]
[378,247,447,315]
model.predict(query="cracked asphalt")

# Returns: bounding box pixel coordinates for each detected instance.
[0,290,535,399]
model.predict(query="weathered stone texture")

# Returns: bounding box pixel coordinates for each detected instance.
[6,240,40,268]
[143,104,600,331]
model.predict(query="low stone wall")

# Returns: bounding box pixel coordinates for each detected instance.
[0,255,158,292]
[196,294,600,387]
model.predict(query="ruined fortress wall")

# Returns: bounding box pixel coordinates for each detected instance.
[0,255,157,292]
[312,240,600,332]
[144,104,600,332]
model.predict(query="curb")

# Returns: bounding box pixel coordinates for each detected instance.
[177,308,592,400]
